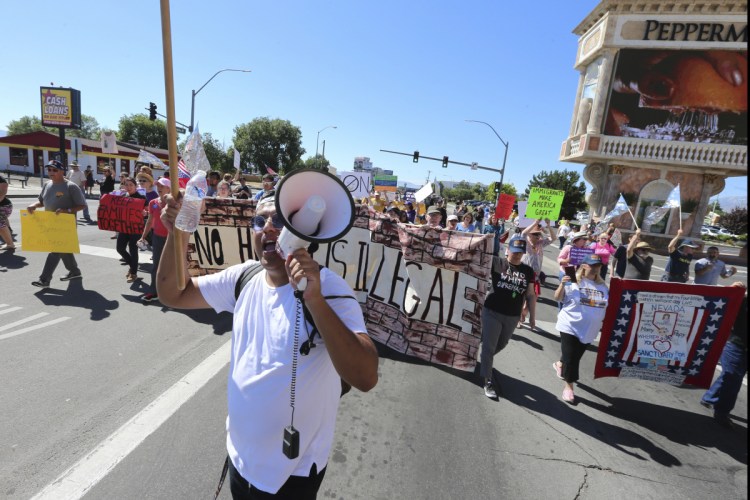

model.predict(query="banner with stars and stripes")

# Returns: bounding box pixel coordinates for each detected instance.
[594,278,744,388]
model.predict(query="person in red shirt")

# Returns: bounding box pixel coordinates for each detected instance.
[139,178,171,302]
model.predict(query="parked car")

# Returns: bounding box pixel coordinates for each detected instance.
[718,228,737,238]
[701,226,719,237]
[576,211,589,221]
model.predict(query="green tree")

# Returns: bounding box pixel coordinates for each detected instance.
[7,115,56,135]
[7,114,101,139]
[485,181,518,201]
[302,154,330,171]
[232,117,305,175]
[200,132,233,173]
[721,207,747,235]
[117,114,168,149]
[524,169,587,219]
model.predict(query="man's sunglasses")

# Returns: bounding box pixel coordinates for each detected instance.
[253,213,285,231]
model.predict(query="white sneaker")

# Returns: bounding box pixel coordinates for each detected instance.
[483,381,498,399]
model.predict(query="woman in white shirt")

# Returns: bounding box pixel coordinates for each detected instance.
[552,253,609,404]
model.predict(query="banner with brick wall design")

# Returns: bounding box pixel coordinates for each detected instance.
[186,198,493,371]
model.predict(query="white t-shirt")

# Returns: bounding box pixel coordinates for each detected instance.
[557,224,571,239]
[198,261,367,494]
[555,278,609,344]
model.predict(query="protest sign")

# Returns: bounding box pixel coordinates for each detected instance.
[495,194,515,220]
[338,171,372,201]
[569,246,594,266]
[525,187,565,220]
[373,174,398,192]
[187,198,493,371]
[97,194,146,234]
[414,181,433,203]
[20,210,80,253]
[594,279,744,388]
[516,201,553,229]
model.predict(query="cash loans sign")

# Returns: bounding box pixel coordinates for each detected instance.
[40,87,82,128]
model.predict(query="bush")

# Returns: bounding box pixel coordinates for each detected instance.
[721,207,748,235]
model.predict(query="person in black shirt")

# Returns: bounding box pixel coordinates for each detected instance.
[622,229,654,280]
[610,240,629,278]
[665,229,698,282]
[116,177,147,283]
[480,236,536,399]
[701,283,747,429]
[97,166,116,196]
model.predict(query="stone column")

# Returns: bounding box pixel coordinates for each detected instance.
[583,163,608,218]
[601,164,625,217]
[586,50,615,135]
[569,71,586,137]
[690,173,724,238]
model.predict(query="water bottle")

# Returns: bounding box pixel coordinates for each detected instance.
[175,170,207,233]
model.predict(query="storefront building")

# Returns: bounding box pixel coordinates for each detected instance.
[0,131,171,180]
[560,0,747,245]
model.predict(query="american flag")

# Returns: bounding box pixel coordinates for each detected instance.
[177,159,190,188]
[594,279,744,389]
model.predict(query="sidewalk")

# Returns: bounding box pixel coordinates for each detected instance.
[5,180,47,199]
[4,181,102,199]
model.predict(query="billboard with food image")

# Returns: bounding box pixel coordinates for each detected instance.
[603,49,747,145]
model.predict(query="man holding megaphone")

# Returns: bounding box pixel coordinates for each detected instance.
[156,170,378,498]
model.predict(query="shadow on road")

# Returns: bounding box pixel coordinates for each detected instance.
[576,382,748,464]
[0,251,28,270]
[34,279,119,321]
[498,373,683,466]
[374,341,481,386]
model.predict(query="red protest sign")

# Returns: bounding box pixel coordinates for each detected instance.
[97,194,146,234]
[495,194,515,220]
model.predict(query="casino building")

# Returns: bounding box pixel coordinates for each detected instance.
[559,0,747,245]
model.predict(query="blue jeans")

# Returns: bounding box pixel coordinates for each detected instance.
[701,342,747,416]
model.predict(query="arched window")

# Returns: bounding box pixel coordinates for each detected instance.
[635,180,675,235]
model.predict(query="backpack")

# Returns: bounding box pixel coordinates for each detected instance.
[234,262,352,396]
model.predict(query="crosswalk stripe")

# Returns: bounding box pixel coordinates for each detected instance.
[0,317,71,341]
[78,244,128,260]
[0,312,50,333]
[0,306,23,316]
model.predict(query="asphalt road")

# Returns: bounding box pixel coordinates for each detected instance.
[0,199,746,500]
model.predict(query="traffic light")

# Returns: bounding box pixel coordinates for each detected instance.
[494,186,500,194]
[442,156,449,168]
[412,151,419,163]
[148,102,157,121]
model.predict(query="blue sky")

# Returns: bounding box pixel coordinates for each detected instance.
[1,0,745,200]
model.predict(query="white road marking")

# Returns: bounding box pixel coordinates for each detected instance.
[30,340,231,500]
[0,306,23,315]
[0,317,71,341]
[0,312,49,332]
[78,244,126,260]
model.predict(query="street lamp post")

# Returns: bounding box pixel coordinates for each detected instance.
[189,68,252,133]
[315,125,337,168]
[465,119,509,194]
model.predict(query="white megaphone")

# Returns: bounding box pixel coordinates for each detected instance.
[275,169,355,290]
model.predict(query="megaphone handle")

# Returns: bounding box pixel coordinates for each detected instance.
[297,277,307,291]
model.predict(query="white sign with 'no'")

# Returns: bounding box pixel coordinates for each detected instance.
[338,171,372,200]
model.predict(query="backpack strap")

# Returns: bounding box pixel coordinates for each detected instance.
[234,262,264,300]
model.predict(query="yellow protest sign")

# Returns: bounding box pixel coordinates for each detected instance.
[20,210,80,253]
